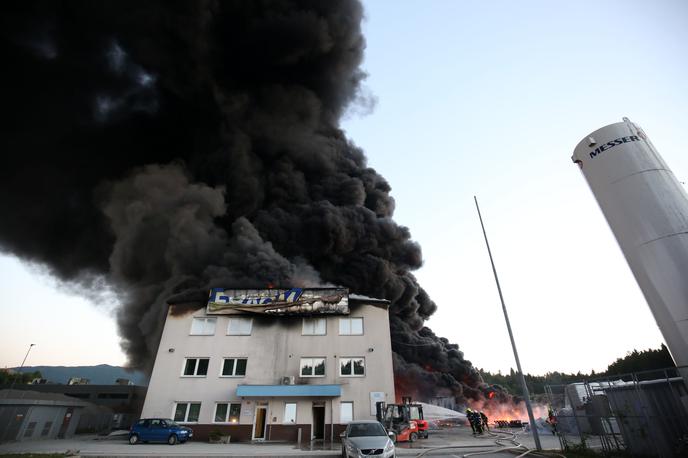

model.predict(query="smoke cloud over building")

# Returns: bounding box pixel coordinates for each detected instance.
[1,0,492,405]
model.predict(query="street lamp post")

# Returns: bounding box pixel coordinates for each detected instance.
[10,343,36,390]
[474,197,542,450]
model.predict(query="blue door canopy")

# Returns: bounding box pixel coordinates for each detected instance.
[236,384,341,397]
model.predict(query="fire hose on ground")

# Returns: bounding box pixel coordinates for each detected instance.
[413,426,567,458]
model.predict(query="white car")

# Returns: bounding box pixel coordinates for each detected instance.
[340,420,395,458]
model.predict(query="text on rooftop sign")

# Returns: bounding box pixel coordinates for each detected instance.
[206,287,349,315]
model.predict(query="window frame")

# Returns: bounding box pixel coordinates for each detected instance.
[41,421,53,437]
[213,402,242,423]
[301,317,327,336]
[181,357,210,377]
[283,402,297,424]
[340,401,354,423]
[299,357,326,377]
[338,317,364,336]
[227,317,253,336]
[173,402,201,423]
[24,421,37,438]
[189,317,217,336]
[339,357,366,377]
[220,357,248,377]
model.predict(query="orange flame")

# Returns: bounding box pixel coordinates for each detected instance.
[468,399,547,423]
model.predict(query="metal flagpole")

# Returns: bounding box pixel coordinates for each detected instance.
[474,196,542,450]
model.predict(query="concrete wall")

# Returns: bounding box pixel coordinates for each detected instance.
[141,302,395,441]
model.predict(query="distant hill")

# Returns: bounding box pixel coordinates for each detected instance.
[11,364,149,386]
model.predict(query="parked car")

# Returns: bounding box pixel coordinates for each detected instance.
[129,418,193,445]
[340,420,395,458]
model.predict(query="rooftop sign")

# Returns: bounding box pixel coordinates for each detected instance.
[206,287,349,315]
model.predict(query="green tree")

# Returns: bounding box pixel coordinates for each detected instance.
[605,344,675,376]
[0,369,43,386]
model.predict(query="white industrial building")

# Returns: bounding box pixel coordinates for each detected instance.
[141,288,395,443]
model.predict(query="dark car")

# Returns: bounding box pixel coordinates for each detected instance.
[129,418,193,445]
[341,420,395,458]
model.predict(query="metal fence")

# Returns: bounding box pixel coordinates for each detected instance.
[544,366,688,457]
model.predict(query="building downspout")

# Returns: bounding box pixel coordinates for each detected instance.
[268,402,272,441]
[330,399,334,444]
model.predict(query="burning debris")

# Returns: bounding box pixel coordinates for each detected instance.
[0,0,511,407]
[468,398,549,425]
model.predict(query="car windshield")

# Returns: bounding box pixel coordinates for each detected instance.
[348,423,387,437]
[164,420,180,427]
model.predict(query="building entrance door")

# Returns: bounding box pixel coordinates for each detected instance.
[57,408,74,439]
[312,403,325,440]
[253,405,267,440]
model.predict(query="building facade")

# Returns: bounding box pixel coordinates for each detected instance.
[141,289,395,443]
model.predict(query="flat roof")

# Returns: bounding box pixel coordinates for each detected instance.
[0,389,91,407]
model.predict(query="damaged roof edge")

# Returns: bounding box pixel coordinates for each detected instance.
[166,288,390,308]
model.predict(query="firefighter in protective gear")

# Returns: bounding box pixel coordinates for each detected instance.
[466,408,477,434]
[466,409,483,435]
[480,411,489,431]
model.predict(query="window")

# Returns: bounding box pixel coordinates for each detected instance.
[214,402,241,423]
[302,318,326,335]
[190,317,217,335]
[340,402,353,423]
[300,357,326,377]
[174,402,201,422]
[227,317,253,335]
[340,357,365,376]
[183,357,209,376]
[41,421,53,437]
[284,402,297,423]
[221,358,247,377]
[24,422,37,437]
[339,317,363,335]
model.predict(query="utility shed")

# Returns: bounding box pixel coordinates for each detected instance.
[0,389,89,442]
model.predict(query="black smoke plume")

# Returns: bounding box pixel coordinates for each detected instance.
[0,0,494,405]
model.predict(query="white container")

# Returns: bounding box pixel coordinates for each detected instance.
[572,118,688,371]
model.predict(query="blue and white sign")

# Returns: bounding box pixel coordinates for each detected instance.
[206,288,349,315]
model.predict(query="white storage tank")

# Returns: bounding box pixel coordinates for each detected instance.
[572,118,688,372]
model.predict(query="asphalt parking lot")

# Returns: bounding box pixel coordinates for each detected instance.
[0,425,562,457]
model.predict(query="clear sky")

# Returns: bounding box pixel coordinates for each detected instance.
[2,0,687,375]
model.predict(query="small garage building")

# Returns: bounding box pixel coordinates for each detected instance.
[0,389,89,442]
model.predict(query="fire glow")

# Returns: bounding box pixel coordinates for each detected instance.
[469,400,548,423]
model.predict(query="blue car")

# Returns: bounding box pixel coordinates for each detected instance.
[129,418,193,445]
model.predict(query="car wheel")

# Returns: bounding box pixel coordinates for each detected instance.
[168,434,178,445]
[409,432,418,442]
[129,434,139,445]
